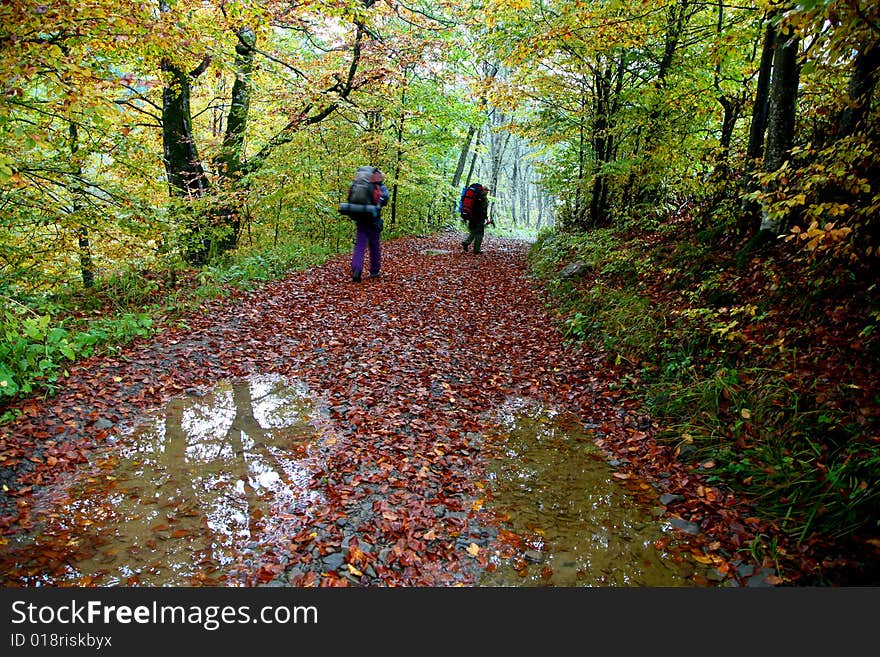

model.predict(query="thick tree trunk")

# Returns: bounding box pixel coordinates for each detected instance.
[161,60,210,200]
[740,18,777,234]
[161,56,212,264]
[759,28,800,234]
[589,60,618,228]
[218,28,256,181]
[213,27,258,254]
[836,42,880,139]
[746,20,776,162]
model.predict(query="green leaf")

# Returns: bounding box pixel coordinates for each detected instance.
[0,365,19,397]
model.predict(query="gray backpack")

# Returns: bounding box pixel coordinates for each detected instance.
[339,166,379,218]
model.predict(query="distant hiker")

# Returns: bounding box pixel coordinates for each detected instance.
[340,166,390,281]
[460,183,492,254]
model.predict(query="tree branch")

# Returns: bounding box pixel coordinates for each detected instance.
[190,56,212,78]
[241,26,366,175]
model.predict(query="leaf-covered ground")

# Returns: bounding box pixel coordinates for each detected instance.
[0,231,836,586]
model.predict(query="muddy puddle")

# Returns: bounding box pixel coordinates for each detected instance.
[3,374,325,586]
[3,382,717,588]
[479,401,714,586]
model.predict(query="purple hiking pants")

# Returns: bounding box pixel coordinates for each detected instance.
[351,221,381,277]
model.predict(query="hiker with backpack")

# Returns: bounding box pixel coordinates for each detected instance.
[459,183,492,254]
[339,166,390,282]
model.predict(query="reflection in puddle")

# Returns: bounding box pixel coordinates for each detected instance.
[480,401,709,586]
[5,374,324,586]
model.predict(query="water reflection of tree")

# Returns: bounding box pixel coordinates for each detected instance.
[107,380,301,584]
[3,378,312,586]
[224,381,300,535]
[131,380,301,583]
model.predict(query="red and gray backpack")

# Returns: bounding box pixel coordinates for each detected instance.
[459,183,484,221]
[349,167,381,205]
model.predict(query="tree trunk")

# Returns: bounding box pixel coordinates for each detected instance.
[746,19,776,161]
[390,74,409,227]
[161,59,210,200]
[711,1,743,178]
[759,27,800,234]
[572,85,588,230]
[211,27,258,255]
[589,60,618,228]
[718,97,740,155]
[464,127,481,188]
[836,42,880,139]
[452,126,476,191]
[509,144,519,226]
[740,16,776,234]
[159,0,367,265]
[488,118,511,223]
[636,0,692,206]
[218,28,256,181]
[68,119,94,288]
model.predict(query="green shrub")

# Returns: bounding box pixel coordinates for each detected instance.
[0,306,154,407]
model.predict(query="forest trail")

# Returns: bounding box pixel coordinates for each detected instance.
[0,232,774,587]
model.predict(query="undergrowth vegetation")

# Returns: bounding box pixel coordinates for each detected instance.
[527,222,880,571]
[0,233,348,421]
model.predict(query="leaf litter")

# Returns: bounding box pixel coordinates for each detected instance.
[0,232,815,587]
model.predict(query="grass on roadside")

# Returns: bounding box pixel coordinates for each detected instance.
[526,224,880,557]
[0,239,336,421]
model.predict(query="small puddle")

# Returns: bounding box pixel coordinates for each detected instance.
[479,401,712,586]
[4,374,325,586]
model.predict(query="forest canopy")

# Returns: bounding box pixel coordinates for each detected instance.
[1,0,877,293]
